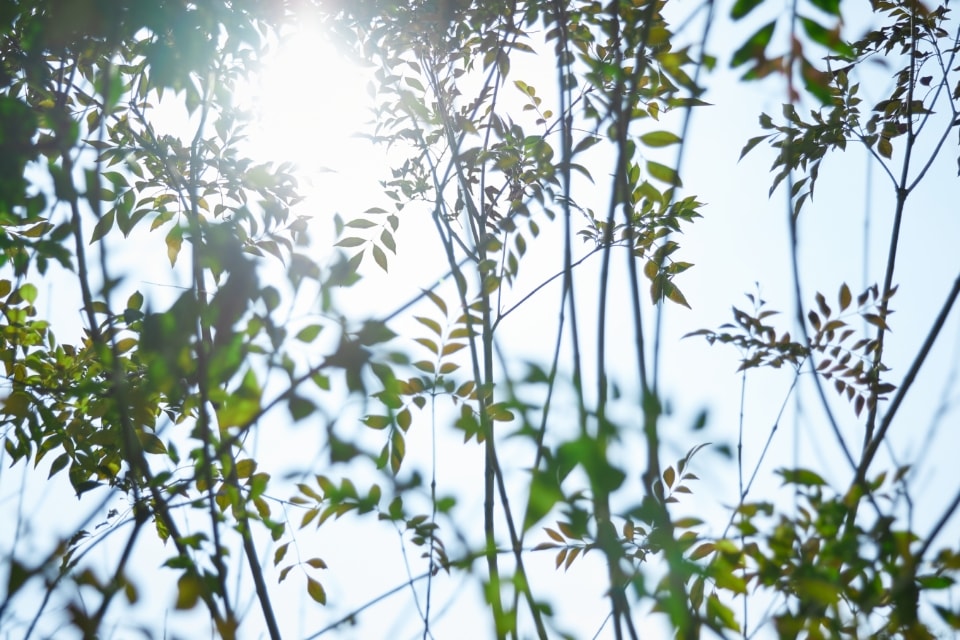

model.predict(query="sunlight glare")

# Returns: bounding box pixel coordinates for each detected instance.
[245,22,375,196]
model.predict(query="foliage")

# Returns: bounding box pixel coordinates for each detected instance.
[1,0,959,638]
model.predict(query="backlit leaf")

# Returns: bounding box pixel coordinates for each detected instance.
[306,577,327,604]
[778,468,827,486]
[730,0,764,19]
[640,131,682,147]
[839,283,851,310]
[663,466,676,488]
[732,21,777,69]
[139,432,167,455]
[90,209,115,243]
[380,230,396,253]
[647,160,682,186]
[364,415,390,429]
[335,236,365,248]
[49,452,70,478]
[17,283,37,304]
[344,218,378,229]
[878,136,893,159]
[296,325,323,342]
[165,226,183,267]
[423,289,447,314]
[809,0,840,14]
[415,316,442,335]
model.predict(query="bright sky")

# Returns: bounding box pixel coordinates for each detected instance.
[4,6,960,640]
[232,11,960,637]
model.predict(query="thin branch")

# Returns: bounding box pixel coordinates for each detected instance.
[916,482,960,563]
[184,68,239,633]
[862,4,921,453]
[721,373,799,539]
[652,0,715,393]
[857,272,960,481]
[493,245,607,331]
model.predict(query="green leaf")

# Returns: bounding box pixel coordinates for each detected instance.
[138,432,167,455]
[918,575,954,590]
[344,218,378,229]
[935,605,960,628]
[878,136,892,159]
[799,17,854,58]
[115,337,137,354]
[48,452,70,478]
[415,337,438,354]
[380,229,396,253]
[335,237,365,248]
[730,0,764,19]
[640,131,682,147]
[274,542,289,565]
[707,593,741,631]
[689,542,715,560]
[128,290,144,310]
[423,289,447,315]
[18,283,37,305]
[356,321,396,345]
[372,244,388,272]
[647,161,682,186]
[643,260,659,280]
[90,209,115,243]
[665,281,691,308]
[663,466,676,488]
[165,226,183,267]
[306,577,327,604]
[289,396,315,421]
[150,209,174,231]
[175,574,203,610]
[22,221,53,238]
[690,576,705,610]
[413,360,435,374]
[778,468,827,487]
[572,135,600,155]
[523,469,564,532]
[863,313,890,331]
[441,342,466,356]
[295,325,323,342]
[364,415,391,429]
[809,0,841,16]
[236,459,257,478]
[739,135,769,160]
[731,21,777,69]
[415,316,442,336]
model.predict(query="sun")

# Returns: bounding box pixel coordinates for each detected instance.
[242,21,375,193]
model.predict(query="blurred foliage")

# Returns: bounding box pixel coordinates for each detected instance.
[0,0,958,638]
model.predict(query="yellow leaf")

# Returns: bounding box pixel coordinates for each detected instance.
[689,542,715,560]
[545,527,564,542]
[236,459,257,478]
[663,466,676,488]
[878,136,892,159]
[175,574,203,610]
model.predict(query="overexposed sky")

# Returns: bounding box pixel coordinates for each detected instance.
[3,4,959,639]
